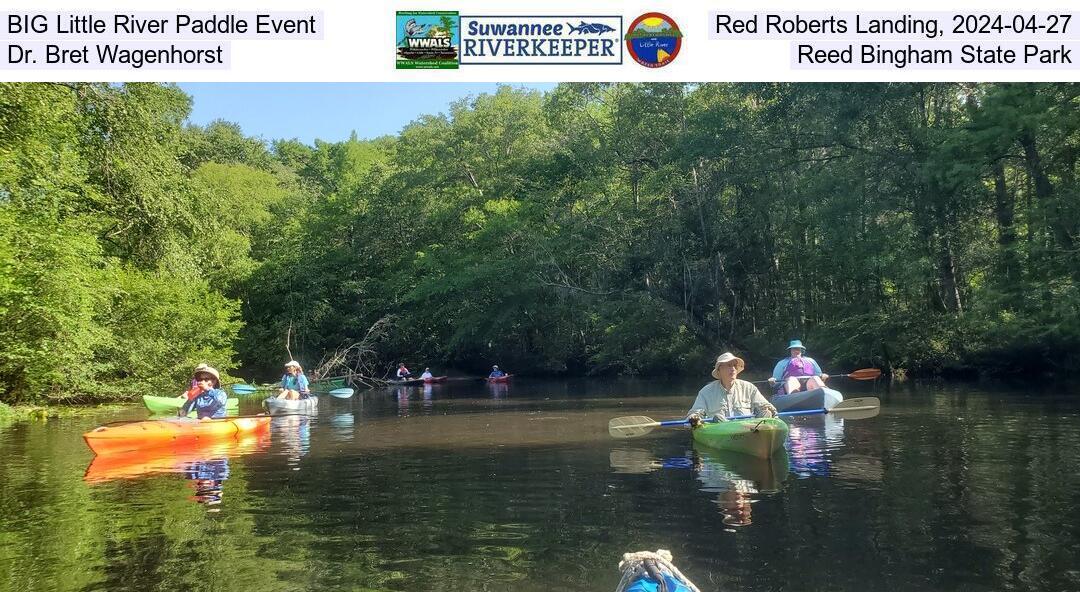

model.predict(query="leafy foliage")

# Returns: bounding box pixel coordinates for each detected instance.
[3,82,1079,403]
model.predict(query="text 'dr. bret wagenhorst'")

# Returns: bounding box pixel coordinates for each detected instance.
[710,11,1079,69]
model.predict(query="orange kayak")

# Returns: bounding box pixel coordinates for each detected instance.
[83,416,271,455]
[84,432,270,483]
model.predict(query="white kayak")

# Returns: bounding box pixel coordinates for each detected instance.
[770,387,843,412]
[263,396,319,415]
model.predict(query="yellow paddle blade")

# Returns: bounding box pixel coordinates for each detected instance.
[845,368,882,380]
[608,415,660,439]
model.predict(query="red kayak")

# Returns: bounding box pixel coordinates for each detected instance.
[423,376,447,383]
[487,374,512,383]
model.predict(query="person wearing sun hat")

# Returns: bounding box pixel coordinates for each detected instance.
[278,360,311,400]
[687,352,777,422]
[178,365,229,419]
[768,339,828,395]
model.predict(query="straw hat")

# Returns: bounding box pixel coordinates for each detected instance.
[193,365,221,386]
[711,352,745,380]
[285,360,302,369]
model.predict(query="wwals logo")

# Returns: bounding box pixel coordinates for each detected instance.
[396,11,459,69]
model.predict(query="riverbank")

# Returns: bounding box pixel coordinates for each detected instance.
[0,401,130,423]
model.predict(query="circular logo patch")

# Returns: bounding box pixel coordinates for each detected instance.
[625,12,682,68]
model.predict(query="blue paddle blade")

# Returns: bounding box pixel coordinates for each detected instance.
[328,388,354,399]
[231,384,257,394]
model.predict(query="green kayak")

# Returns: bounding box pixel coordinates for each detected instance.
[312,377,346,389]
[691,417,789,459]
[142,395,239,416]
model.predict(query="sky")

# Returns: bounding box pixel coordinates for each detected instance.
[177,83,556,145]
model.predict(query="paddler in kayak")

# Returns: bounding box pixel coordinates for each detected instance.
[178,365,229,419]
[767,339,829,395]
[277,360,311,400]
[488,365,505,379]
[687,352,777,425]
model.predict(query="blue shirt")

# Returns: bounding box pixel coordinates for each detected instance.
[771,356,823,381]
[180,388,228,419]
[489,370,505,378]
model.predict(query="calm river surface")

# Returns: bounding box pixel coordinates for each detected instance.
[2,378,1079,591]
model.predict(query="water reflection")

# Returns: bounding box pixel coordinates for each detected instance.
[786,414,844,478]
[83,433,269,510]
[695,445,789,527]
[8,380,1078,592]
[271,414,311,467]
[186,457,228,506]
[82,432,269,484]
[328,412,356,443]
[488,381,509,399]
[609,443,790,527]
[393,386,414,416]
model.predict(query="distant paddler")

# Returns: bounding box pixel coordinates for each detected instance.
[278,360,311,400]
[768,339,828,395]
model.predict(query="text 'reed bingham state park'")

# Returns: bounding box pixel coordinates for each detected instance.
[1,82,1078,405]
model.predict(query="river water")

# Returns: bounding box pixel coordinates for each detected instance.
[1,377,1078,591]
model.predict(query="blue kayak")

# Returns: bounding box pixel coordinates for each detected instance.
[626,573,695,592]
[771,386,842,412]
[617,551,698,592]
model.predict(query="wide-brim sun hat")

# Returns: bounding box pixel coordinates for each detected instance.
[711,352,745,379]
[285,360,302,369]
[787,339,806,352]
[193,365,221,383]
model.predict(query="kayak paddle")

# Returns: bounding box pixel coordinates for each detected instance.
[607,397,881,439]
[324,387,354,399]
[751,368,881,384]
[232,384,353,398]
[832,368,882,380]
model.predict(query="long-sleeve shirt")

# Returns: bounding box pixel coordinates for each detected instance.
[180,388,228,419]
[771,356,822,381]
[687,379,775,419]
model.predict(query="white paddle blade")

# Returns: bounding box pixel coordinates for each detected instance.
[328,388,354,398]
[608,416,661,439]
[829,397,881,420]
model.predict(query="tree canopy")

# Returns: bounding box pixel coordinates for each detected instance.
[2,82,1077,403]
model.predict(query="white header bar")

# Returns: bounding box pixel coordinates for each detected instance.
[1,1,1077,81]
